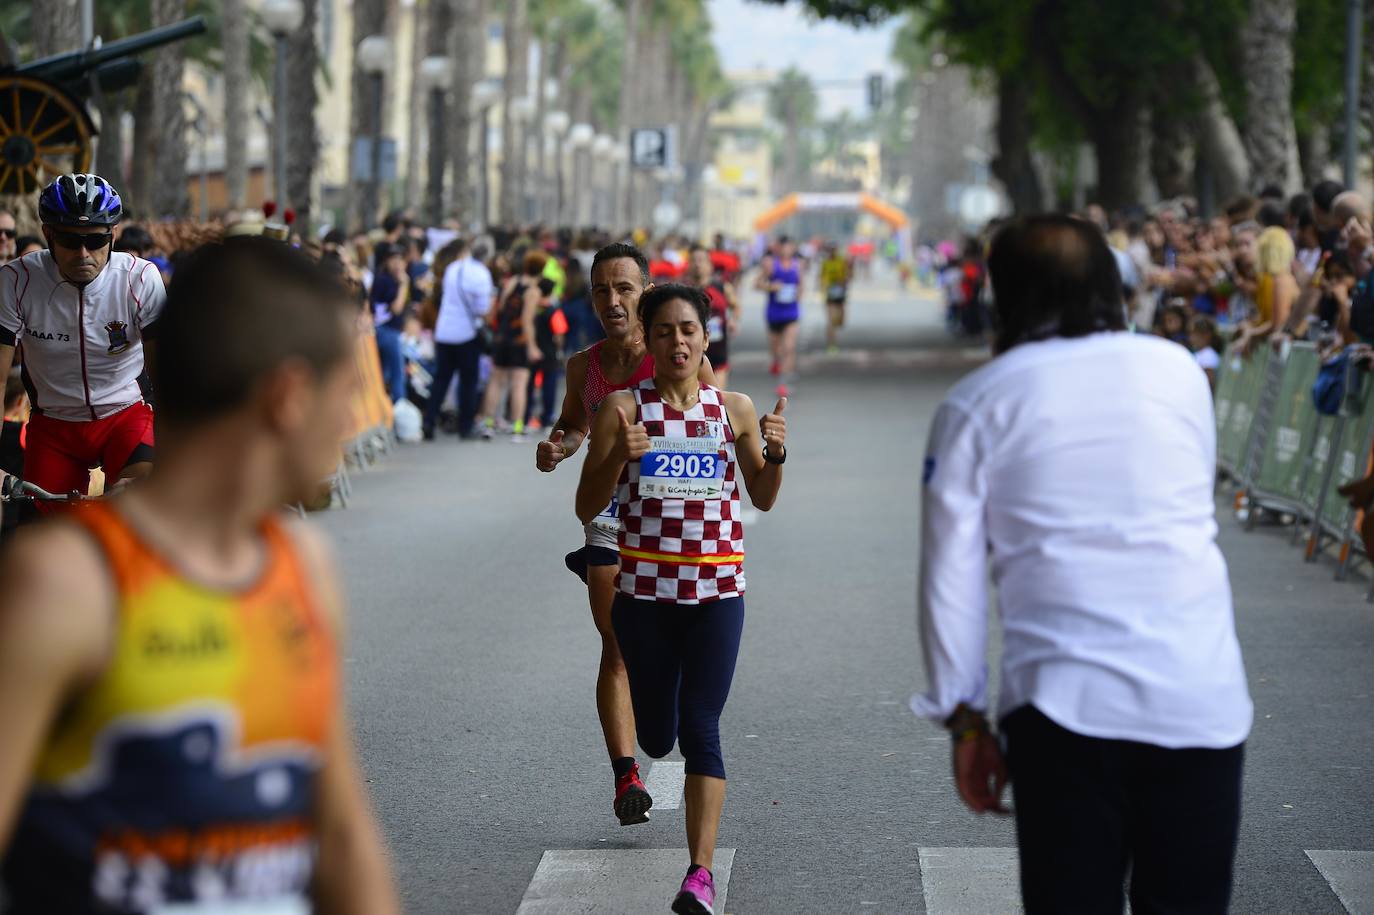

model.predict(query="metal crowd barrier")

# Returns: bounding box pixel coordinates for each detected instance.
[308,325,396,512]
[1217,340,1374,598]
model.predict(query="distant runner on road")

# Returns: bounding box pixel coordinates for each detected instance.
[575,283,789,915]
[755,237,803,399]
[819,242,852,355]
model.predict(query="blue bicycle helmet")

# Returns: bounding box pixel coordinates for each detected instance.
[38,173,123,227]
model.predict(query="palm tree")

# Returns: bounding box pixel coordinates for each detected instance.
[284,0,320,230]
[29,0,80,58]
[1241,0,1301,193]
[500,0,531,224]
[147,0,190,217]
[221,0,249,210]
[768,67,818,195]
[448,0,481,226]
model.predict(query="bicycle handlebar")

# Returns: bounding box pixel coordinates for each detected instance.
[1,478,89,502]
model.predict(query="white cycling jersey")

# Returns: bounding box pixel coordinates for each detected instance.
[0,250,165,422]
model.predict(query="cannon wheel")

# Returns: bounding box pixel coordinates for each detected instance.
[0,75,94,196]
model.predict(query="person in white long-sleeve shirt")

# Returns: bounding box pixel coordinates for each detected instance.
[913,214,1252,915]
[423,239,495,439]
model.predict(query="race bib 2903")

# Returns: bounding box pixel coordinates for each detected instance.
[638,434,725,500]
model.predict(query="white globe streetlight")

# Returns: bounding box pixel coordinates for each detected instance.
[570,124,596,148]
[591,133,614,155]
[545,110,571,135]
[356,34,392,75]
[509,95,535,122]
[260,0,305,35]
[419,55,452,91]
[472,79,502,109]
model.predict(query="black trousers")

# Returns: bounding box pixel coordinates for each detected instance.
[1002,705,1244,915]
[424,339,483,437]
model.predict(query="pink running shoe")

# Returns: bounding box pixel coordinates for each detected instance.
[671,867,716,915]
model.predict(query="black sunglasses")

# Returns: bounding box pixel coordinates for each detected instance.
[0,229,14,239]
[51,230,113,251]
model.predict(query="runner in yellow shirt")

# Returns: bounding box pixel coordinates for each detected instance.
[819,243,853,354]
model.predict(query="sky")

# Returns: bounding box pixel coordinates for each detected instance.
[708,0,903,118]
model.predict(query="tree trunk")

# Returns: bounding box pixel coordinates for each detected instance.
[148,0,190,217]
[533,35,549,223]
[94,91,129,190]
[1240,0,1300,194]
[1087,97,1148,210]
[30,0,81,57]
[1298,125,1331,188]
[449,0,480,228]
[129,74,154,216]
[617,0,643,226]
[285,0,320,231]
[1190,54,1251,203]
[349,0,389,229]
[425,0,452,225]
[221,0,250,210]
[990,72,1044,214]
[403,3,426,212]
[1149,102,1194,200]
[500,0,530,225]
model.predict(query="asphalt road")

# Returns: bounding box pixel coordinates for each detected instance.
[318,273,1374,914]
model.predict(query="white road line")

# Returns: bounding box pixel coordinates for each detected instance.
[1306,850,1374,913]
[644,760,686,811]
[516,848,735,915]
[918,847,1023,914]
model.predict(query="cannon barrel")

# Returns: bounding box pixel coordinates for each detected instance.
[14,17,207,84]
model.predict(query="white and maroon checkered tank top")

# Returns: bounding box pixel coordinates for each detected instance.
[616,380,745,604]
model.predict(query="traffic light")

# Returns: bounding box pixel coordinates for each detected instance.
[867,73,884,112]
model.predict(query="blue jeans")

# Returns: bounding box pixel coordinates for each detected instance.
[374,323,406,404]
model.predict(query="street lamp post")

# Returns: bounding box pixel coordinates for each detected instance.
[420,55,452,226]
[261,0,304,212]
[357,35,392,229]
[589,134,613,227]
[508,95,535,224]
[185,93,209,223]
[545,111,571,225]
[472,80,502,230]
[566,124,594,228]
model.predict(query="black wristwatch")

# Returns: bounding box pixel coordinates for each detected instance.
[762,444,787,465]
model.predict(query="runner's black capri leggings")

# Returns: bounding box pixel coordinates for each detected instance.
[611,594,744,779]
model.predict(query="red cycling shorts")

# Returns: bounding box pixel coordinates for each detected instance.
[24,402,155,507]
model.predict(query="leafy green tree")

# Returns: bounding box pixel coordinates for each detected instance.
[768,66,818,194]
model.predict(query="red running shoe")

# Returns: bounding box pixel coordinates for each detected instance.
[614,762,653,825]
[769,360,780,376]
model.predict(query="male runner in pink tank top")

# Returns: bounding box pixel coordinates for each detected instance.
[534,243,714,826]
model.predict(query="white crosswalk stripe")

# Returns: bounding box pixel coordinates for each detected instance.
[516,849,735,915]
[643,760,686,811]
[918,847,1022,914]
[1306,850,1374,914]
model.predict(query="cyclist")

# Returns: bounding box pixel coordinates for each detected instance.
[755,236,804,398]
[575,283,788,915]
[0,174,163,509]
[0,237,399,913]
[535,243,714,827]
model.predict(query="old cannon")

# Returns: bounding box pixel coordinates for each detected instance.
[0,17,206,196]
